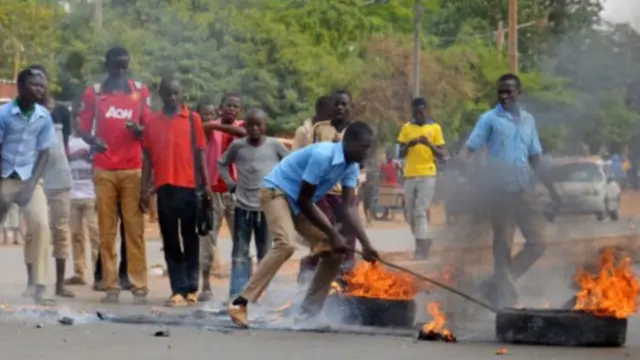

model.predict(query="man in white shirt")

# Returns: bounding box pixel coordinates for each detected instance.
[64,134,99,286]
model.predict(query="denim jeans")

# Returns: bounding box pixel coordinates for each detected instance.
[157,185,200,296]
[229,207,271,298]
[94,204,128,284]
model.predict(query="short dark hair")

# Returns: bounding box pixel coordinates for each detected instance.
[27,64,48,80]
[220,91,242,106]
[105,46,129,63]
[245,107,267,121]
[412,97,427,108]
[17,67,46,85]
[315,95,332,113]
[497,73,522,91]
[333,89,352,101]
[343,121,373,142]
[159,74,180,91]
[196,97,215,113]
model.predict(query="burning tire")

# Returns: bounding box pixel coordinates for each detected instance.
[496,308,627,347]
[326,295,416,328]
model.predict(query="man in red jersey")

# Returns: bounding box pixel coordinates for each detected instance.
[197,92,246,302]
[77,47,150,304]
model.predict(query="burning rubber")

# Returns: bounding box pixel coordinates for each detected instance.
[496,308,627,347]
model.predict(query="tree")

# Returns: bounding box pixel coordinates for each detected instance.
[0,0,63,83]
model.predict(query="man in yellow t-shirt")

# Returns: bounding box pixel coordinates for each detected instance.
[396,98,445,260]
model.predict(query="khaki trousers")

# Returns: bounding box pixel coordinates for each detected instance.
[241,189,343,316]
[0,179,50,286]
[24,189,71,263]
[94,169,147,294]
[70,198,99,280]
[199,192,234,274]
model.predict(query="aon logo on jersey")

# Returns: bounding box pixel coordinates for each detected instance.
[105,107,133,120]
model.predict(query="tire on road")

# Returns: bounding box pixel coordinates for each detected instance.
[496,308,627,347]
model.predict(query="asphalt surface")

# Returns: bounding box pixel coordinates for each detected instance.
[0,217,638,358]
[0,315,637,360]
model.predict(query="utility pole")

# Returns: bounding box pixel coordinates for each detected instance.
[508,0,518,73]
[94,0,103,28]
[412,0,423,98]
[497,21,504,52]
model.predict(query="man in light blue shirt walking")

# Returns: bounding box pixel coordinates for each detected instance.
[228,121,380,329]
[0,67,56,305]
[463,73,560,309]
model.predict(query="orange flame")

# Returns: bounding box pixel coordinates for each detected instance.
[573,247,640,318]
[342,262,417,300]
[421,301,456,342]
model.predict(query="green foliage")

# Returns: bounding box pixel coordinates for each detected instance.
[2,0,638,153]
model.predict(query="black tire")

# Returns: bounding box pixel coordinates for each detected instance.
[326,295,416,328]
[595,211,605,221]
[496,308,627,347]
[609,210,619,221]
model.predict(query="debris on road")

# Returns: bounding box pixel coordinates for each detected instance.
[153,330,170,337]
[58,317,74,326]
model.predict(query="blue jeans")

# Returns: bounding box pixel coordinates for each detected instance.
[157,185,200,296]
[229,207,271,298]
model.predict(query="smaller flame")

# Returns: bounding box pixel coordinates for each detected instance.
[419,301,456,342]
[495,347,508,355]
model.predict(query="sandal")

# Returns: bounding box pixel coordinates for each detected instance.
[165,294,187,307]
[186,292,198,306]
[55,287,76,298]
[64,277,87,286]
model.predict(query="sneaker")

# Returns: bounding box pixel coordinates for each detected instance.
[186,292,198,306]
[228,304,249,329]
[100,291,120,304]
[64,276,87,286]
[165,294,187,307]
[92,282,106,292]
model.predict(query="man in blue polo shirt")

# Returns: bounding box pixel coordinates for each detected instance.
[228,121,379,328]
[0,67,56,305]
[463,73,560,309]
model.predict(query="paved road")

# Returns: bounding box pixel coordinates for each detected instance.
[0,316,637,360]
[0,217,638,358]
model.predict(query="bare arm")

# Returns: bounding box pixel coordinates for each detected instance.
[204,122,246,137]
[29,150,50,185]
[140,149,153,195]
[217,142,238,191]
[341,187,374,250]
[530,154,559,200]
[199,150,211,189]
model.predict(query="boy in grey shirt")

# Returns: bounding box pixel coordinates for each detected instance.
[218,108,289,299]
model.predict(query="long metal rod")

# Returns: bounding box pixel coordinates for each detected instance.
[355,250,497,313]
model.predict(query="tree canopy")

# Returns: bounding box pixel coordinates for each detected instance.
[1,0,638,153]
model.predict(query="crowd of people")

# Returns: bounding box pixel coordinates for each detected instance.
[0,44,557,326]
